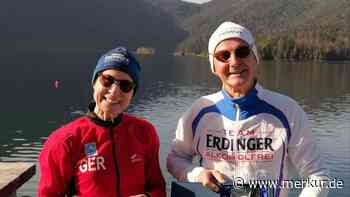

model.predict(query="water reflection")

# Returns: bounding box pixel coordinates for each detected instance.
[0,54,349,196]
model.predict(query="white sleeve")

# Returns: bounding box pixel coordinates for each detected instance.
[288,105,329,197]
[166,109,205,182]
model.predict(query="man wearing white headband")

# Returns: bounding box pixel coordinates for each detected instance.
[167,21,329,197]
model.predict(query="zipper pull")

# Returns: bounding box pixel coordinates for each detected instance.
[235,104,240,121]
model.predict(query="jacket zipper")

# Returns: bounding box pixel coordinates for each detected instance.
[235,104,240,121]
[109,127,121,197]
[234,104,240,179]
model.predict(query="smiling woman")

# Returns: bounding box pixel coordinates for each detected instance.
[37,47,166,197]
[93,69,134,121]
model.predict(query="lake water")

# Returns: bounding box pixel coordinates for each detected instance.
[0,52,349,196]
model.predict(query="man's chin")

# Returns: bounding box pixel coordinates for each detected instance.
[224,80,252,93]
[226,80,246,89]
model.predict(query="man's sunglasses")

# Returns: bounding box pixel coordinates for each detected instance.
[98,74,135,93]
[214,45,251,63]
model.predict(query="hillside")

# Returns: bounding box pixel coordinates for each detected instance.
[176,0,350,60]
[0,0,187,55]
[142,0,200,23]
[1,0,349,60]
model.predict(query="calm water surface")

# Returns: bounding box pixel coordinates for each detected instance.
[0,52,349,196]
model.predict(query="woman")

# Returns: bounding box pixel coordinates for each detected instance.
[38,47,166,197]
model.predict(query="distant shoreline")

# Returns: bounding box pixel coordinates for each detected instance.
[171,51,350,62]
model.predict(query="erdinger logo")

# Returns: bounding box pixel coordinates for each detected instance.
[79,143,106,173]
[206,134,274,151]
[204,130,275,161]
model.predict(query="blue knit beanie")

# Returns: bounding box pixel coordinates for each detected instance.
[92,47,141,92]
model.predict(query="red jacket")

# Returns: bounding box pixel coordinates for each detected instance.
[38,113,166,197]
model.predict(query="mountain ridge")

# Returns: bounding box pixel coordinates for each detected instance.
[1,0,349,60]
[0,0,187,55]
[172,0,350,60]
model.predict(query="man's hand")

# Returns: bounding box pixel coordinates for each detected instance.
[198,169,225,192]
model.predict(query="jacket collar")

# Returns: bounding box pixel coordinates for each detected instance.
[86,102,123,127]
[220,82,262,108]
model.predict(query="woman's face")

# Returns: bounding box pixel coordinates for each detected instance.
[93,69,134,120]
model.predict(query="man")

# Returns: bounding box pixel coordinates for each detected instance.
[167,21,329,197]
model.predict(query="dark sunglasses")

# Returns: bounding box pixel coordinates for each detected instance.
[98,74,135,93]
[214,45,251,63]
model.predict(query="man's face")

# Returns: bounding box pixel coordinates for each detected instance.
[213,38,258,96]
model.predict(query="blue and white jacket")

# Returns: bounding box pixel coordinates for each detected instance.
[167,83,328,197]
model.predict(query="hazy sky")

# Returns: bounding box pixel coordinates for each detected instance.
[183,0,211,4]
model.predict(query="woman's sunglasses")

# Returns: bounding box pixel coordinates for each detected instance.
[98,74,135,93]
[214,45,251,63]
